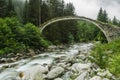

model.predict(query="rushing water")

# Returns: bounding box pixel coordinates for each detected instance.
[0,43,93,80]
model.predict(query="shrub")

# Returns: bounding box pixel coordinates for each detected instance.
[91,43,109,69]
[91,38,120,77]
[108,53,120,77]
[0,17,49,55]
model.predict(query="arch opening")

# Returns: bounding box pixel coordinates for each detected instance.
[40,16,108,43]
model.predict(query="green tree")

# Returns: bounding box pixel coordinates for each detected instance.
[97,8,108,23]
[28,0,42,26]
[6,0,15,17]
[0,17,49,54]
[41,1,49,23]
[112,16,118,25]
[43,1,77,44]
[97,8,103,22]
[23,0,29,24]
[0,0,7,17]
[64,3,75,16]
[49,0,60,18]
[103,10,108,23]
[56,0,65,16]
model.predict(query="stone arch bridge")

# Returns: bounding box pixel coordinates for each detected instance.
[40,16,120,42]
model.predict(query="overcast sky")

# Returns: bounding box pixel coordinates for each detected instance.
[64,0,120,20]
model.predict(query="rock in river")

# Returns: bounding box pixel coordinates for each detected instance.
[89,76,102,80]
[47,67,64,79]
[71,63,91,73]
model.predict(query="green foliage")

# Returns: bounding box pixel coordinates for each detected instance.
[0,0,15,18]
[68,32,74,44]
[97,8,108,23]
[76,21,107,42]
[0,17,49,55]
[112,16,120,27]
[91,38,120,77]
[0,0,7,17]
[109,53,120,77]
[91,44,109,68]
[42,0,76,44]
[23,23,49,49]
[27,0,41,26]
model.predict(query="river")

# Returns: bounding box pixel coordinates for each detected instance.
[0,43,114,80]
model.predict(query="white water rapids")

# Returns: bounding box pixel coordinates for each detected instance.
[0,43,94,80]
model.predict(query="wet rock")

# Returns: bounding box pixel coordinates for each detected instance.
[10,58,16,62]
[0,58,7,63]
[7,53,15,57]
[77,54,87,60]
[0,69,19,80]
[75,71,88,80]
[65,54,76,64]
[47,45,57,51]
[57,63,66,68]
[16,53,23,56]
[28,49,35,56]
[47,67,64,79]
[89,76,102,80]
[21,65,46,80]
[62,71,73,80]
[54,78,63,80]
[103,78,109,80]
[97,70,112,78]
[33,71,44,80]
[42,74,47,79]
[71,63,91,73]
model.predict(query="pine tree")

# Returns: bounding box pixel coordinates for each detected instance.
[23,0,29,24]
[97,8,103,21]
[7,0,15,17]
[49,0,59,18]
[112,16,118,25]
[97,8,108,23]
[0,0,7,17]
[41,1,49,23]
[64,3,75,16]
[103,10,108,23]
[28,0,42,26]
[56,0,65,16]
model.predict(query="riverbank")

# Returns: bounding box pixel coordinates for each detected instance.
[0,44,68,64]
[0,43,115,80]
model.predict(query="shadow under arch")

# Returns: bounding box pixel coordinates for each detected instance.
[40,16,120,42]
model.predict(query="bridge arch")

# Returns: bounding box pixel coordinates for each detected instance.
[40,16,120,42]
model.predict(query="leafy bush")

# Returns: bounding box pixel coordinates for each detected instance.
[91,44,109,69]
[91,38,120,77]
[0,17,49,55]
[108,53,120,77]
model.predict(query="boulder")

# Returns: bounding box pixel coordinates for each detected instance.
[89,76,102,80]
[54,78,63,80]
[103,78,109,80]
[97,70,112,78]
[33,71,44,80]
[75,71,88,80]
[19,65,47,80]
[47,67,64,79]
[71,63,91,73]
[28,49,35,56]
[65,54,76,63]
[0,58,7,63]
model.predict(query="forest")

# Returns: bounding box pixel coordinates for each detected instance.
[1,0,120,79]
[0,0,120,54]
